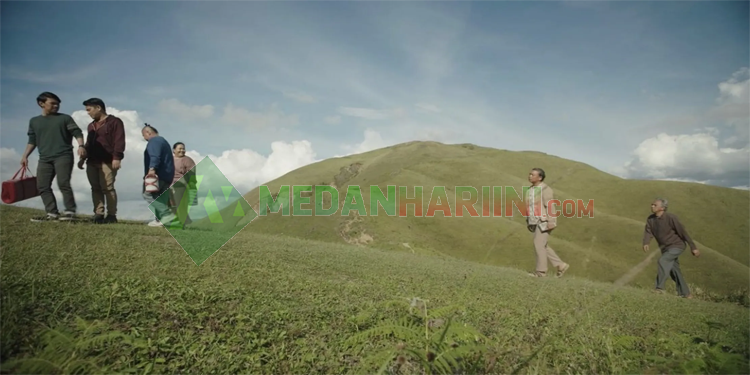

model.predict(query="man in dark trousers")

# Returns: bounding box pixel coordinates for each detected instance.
[642,198,700,298]
[78,98,126,224]
[20,92,86,222]
[141,124,175,227]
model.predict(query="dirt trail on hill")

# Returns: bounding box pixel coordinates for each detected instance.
[613,249,660,286]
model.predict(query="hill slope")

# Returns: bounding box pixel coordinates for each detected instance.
[215,141,748,295]
[1,205,748,374]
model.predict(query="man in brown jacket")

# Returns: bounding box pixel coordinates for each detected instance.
[643,198,700,298]
[526,168,570,278]
[78,98,126,224]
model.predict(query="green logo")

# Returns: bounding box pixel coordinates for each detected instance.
[147,157,257,265]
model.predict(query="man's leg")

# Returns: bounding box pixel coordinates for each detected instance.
[33,159,59,220]
[100,162,118,221]
[656,247,683,291]
[544,231,565,268]
[669,255,691,297]
[143,180,173,225]
[532,225,549,275]
[86,162,105,220]
[54,154,76,218]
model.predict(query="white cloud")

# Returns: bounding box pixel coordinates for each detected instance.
[711,67,750,147]
[221,103,299,129]
[324,115,341,125]
[283,90,316,103]
[415,103,441,113]
[187,140,319,194]
[717,67,749,105]
[618,132,750,187]
[337,107,390,120]
[158,98,214,120]
[338,129,392,157]
[618,68,750,188]
[3,64,101,84]
[336,107,407,121]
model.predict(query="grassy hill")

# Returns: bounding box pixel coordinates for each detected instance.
[211,141,749,296]
[1,205,749,374]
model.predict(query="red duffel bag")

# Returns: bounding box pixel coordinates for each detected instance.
[2,166,39,204]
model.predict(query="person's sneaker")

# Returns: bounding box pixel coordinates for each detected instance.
[104,215,118,224]
[58,211,76,221]
[31,213,58,222]
[92,215,105,224]
[147,219,164,227]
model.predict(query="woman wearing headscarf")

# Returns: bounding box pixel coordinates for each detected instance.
[169,142,197,226]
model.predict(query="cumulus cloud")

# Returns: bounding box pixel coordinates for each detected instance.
[619,68,750,188]
[618,132,749,188]
[221,103,299,129]
[713,68,750,146]
[186,140,319,194]
[338,129,392,156]
[717,67,749,105]
[158,98,215,120]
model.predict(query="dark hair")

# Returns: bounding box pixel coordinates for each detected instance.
[531,167,546,181]
[36,92,61,106]
[143,123,158,134]
[82,98,106,110]
[173,142,185,150]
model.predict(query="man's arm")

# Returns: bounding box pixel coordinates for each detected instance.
[65,115,84,147]
[27,121,36,148]
[669,214,697,250]
[542,185,556,226]
[146,141,161,175]
[21,121,37,166]
[642,219,653,247]
[24,121,37,156]
[111,118,126,161]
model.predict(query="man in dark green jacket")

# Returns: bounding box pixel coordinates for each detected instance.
[20,92,86,222]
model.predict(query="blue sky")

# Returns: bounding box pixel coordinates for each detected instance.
[1,1,748,219]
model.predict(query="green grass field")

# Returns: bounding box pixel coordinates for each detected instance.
[222,142,749,296]
[1,204,749,374]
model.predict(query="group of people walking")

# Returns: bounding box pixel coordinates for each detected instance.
[17,92,701,298]
[19,92,197,227]
[524,167,701,299]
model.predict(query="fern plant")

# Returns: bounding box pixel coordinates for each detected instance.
[345,297,490,375]
[1,316,137,374]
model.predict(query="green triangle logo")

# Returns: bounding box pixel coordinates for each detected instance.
[234,201,245,216]
[204,190,224,224]
[146,156,258,267]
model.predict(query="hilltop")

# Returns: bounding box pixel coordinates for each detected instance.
[1,205,748,374]
[210,141,748,296]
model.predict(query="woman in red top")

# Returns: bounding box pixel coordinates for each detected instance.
[169,142,197,226]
